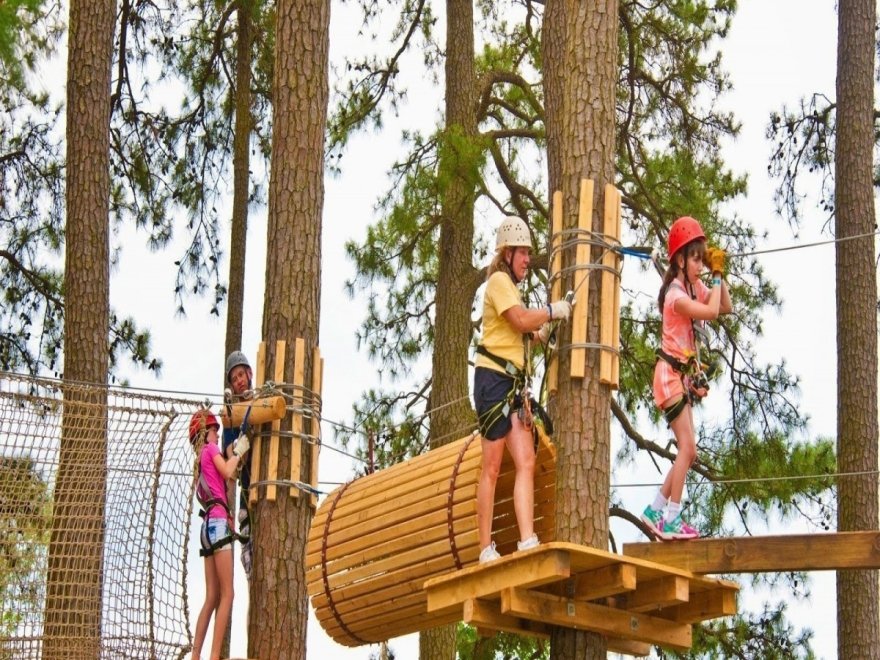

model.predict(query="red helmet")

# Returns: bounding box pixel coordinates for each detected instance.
[667,216,706,259]
[189,410,219,444]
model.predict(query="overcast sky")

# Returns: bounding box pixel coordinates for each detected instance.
[100,0,854,657]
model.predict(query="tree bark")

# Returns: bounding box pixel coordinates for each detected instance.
[224,0,254,364]
[421,1,479,657]
[248,0,329,658]
[43,0,115,657]
[542,1,618,658]
[834,0,879,657]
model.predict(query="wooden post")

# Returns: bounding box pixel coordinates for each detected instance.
[548,191,564,395]
[309,346,323,508]
[570,179,593,379]
[289,337,305,498]
[599,184,621,388]
[249,341,267,505]
[266,339,286,501]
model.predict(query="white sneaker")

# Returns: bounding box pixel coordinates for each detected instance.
[517,534,540,551]
[479,541,501,563]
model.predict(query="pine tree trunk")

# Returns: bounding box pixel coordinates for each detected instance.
[542,1,618,658]
[248,1,329,658]
[421,1,480,657]
[224,0,254,363]
[43,1,115,657]
[834,0,880,657]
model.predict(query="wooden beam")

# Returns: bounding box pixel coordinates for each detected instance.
[623,531,880,573]
[425,549,570,612]
[501,586,692,650]
[266,339,286,501]
[618,575,690,613]
[464,598,551,638]
[548,190,564,396]
[249,342,266,505]
[655,587,737,624]
[563,562,638,601]
[570,178,593,379]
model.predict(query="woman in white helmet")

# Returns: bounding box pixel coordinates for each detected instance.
[473,215,572,563]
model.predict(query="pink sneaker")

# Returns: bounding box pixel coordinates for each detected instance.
[661,514,700,540]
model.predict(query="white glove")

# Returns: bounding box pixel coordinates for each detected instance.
[233,434,250,457]
[537,323,552,343]
[549,299,572,322]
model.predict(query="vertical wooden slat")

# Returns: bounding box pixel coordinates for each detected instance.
[610,187,622,388]
[548,190,564,395]
[266,339,286,501]
[600,184,621,387]
[290,337,306,498]
[570,179,593,379]
[310,346,324,507]
[250,341,267,505]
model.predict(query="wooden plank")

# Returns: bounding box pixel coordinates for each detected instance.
[610,186,621,388]
[599,184,620,387]
[566,562,637,601]
[655,587,737,623]
[570,179,593,379]
[607,638,652,657]
[308,501,478,574]
[290,337,305,497]
[464,598,550,639]
[501,587,691,650]
[425,548,571,612]
[618,575,690,613]
[266,340,286,501]
[249,342,266,505]
[220,395,286,427]
[548,190,564,396]
[623,531,880,573]
[310,347,323,507]
[307,489,477,555]
[309,440,482,524]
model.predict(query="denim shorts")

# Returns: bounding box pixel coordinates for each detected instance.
[473,367,516,440]
[200,516,233,555]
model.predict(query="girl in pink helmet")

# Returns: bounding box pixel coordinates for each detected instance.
[189,410,249,660]
[641,216,731,540]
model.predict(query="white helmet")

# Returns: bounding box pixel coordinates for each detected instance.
[495,216,531,250]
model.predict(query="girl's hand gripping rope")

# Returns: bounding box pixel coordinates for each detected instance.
[704,246,726,275]
[546,290,575,350]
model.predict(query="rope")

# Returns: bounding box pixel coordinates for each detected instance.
[613,468,877,490]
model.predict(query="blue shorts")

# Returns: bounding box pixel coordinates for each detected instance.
[200,516,233,556]
[473,367,517,440]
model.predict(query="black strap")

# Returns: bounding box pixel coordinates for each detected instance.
[656,348,688,373]
[476,344,523,377]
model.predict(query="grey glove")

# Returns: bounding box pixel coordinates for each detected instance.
[549,299,572,322]
[233,433,250,457]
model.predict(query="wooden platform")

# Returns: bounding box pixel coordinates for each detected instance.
[623,531,880,574]
[423,542,739,656]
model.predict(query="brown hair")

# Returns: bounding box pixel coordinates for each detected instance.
[658,238,706,311]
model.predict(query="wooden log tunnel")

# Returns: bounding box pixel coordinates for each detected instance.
[305,430,558,646]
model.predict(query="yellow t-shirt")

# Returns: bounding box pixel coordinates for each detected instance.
[476,271,526,374]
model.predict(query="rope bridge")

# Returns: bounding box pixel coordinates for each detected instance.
[0,371,201,659]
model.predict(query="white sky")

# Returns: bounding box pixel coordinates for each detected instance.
[100,0,858,658]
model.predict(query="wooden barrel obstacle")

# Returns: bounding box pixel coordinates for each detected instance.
[306,430,558,646]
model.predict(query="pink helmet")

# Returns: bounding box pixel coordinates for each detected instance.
[667,216,706,259]
[189,410,219,444]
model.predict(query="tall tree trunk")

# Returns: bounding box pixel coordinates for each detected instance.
[221,5,253,655]
[542,1,618,658]
[834,0,879,657]
[249,0,329,658]
[43,0,115,657]
[224,0,254,362]
[421,2,479,657]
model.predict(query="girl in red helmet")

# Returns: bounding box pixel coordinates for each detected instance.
[189,409,249,660]
[641,217,731,540]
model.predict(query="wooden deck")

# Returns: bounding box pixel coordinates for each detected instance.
[623,531,880,574]
[423,541,739,655]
